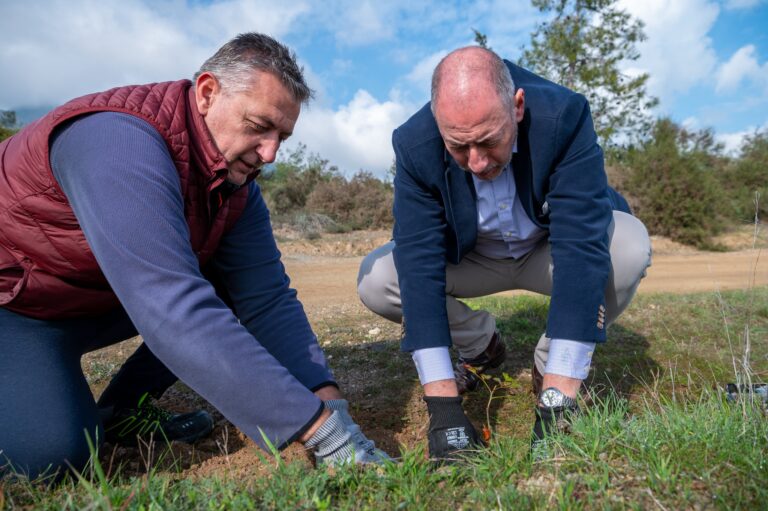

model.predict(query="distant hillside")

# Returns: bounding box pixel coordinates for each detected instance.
[13,106,54,126]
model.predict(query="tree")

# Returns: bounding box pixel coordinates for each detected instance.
[0,110,17,141]
[719,130,768,222]
[472,29,489,49]
[519,0,658,147]
[622,118,725,247]
[0,110,17,128]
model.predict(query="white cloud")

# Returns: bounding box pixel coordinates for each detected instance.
[617,0,720,105]
[287,90,413,178]
[682,116,701,130]
[305,0,404,47]
[724,0,765,9]
[717,130,750,154]
[402,49,448,102]
[0,0,309,108]
[406,50,448,85]
[716,45,768,93]
[715,121,768,154]
[331,1,395,46]
[331,59,353,75]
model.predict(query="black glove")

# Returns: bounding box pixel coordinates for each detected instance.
[423,396,484,461]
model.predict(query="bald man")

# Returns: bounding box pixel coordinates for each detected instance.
[358,47,651,461]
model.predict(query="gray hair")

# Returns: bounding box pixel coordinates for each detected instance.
[194,32,313,104]
[430,46,515,115]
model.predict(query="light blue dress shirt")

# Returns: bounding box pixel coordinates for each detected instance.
[471,162,547,260]
[472,155,595,382]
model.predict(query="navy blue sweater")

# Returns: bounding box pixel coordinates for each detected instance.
[50,112,332,449]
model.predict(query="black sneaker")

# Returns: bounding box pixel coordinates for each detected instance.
[102,393,214,445]
[454,331,507,394]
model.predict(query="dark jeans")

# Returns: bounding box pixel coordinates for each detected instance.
[0,307,177,480]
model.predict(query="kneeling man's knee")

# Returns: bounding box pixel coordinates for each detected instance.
[611,211,652,283]
[357,242,400,322]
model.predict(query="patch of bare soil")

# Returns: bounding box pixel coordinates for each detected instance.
[89,225,766,480]
[282,226,767,309]
[274,228,392,257]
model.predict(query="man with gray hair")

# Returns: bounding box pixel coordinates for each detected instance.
[358,46,651,461]
[0,32,388,480]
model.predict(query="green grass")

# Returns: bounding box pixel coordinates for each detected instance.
[4,395,766,510]
[3,287,767,510]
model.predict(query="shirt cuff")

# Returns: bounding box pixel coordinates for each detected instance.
[412,347,455,385]
[544,338,596,380]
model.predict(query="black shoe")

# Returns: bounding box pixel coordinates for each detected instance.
[454,331,507,394]
[102,393,214,446]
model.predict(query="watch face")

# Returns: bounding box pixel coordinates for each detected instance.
[540,388,564,408]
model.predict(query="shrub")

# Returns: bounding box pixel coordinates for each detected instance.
[306,171,393,230]
[0,110,18,142]
[719,131,768,223]
[0,126,16,142]
[261,145,338,215]
[621,118,726,248]
[260,145,393,233]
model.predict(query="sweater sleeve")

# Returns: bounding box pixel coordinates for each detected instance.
[211,182,335,391]
[49,112,323,450]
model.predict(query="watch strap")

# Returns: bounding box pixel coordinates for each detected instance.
[537,387,579,412]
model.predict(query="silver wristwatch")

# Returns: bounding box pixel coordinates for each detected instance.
[537,387,579,411]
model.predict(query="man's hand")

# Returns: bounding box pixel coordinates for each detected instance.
[423,396,483,462]
[323,398,392,464]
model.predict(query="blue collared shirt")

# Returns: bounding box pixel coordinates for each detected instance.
[470,152,595,382]
[471,159,547,260]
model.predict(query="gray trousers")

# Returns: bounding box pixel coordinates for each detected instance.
[357,211,652,374]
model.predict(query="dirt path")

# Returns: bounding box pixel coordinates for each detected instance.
[283,248,766,308]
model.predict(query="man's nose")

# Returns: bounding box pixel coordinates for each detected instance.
[467,146,488,174]
[257,138,280,164]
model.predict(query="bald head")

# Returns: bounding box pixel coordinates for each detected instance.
[430,46,515,115]
[429,47,524,180]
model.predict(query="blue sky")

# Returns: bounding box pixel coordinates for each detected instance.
[2,0,767,177]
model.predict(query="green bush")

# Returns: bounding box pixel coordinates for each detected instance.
[307,171,393,230]
[719,130,768,223]
[260,145,393,233]
[1,110,18,142]
[0,126,16,142]
[621,118,727,248]
[260,145,338,214]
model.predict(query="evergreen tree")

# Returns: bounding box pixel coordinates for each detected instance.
[721,131,768,222]
[0,110,18,141]
[623,118,725,247]
[519,0,658,147]
[472,29,489,49]
[0,110,17,128]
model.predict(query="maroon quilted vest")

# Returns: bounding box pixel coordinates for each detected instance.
[0,80,248,319]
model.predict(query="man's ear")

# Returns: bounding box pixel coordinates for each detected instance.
[513,88,525,123]
[195,72,220,115]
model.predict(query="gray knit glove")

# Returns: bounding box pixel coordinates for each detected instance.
[305,410,355,466]
[325,399,392,464]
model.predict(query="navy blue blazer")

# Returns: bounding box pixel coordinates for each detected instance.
[391,61,631,352]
